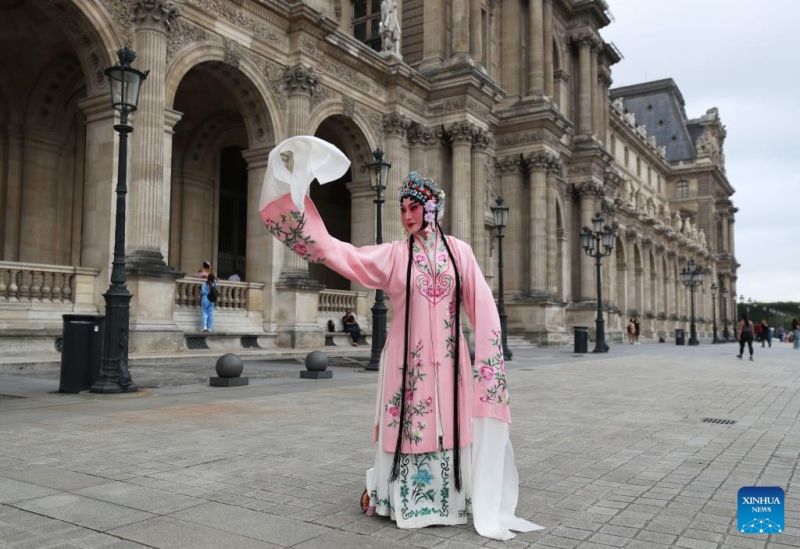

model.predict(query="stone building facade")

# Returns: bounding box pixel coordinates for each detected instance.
[0,0,738,355]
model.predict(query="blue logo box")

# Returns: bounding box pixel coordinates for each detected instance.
[738,486,784,534]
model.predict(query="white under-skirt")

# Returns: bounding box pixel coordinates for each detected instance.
[366,416,544,540]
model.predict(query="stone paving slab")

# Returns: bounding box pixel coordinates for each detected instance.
[1,343,800,548]
[15,494,154,531]
[109,516,277,549]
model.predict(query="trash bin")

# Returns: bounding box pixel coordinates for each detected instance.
[675,328,686,346]
[60,314,104,393]
[573,326,589,353]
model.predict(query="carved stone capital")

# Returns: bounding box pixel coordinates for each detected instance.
[406,122,426,146]
[598,66,613,87]
[132,0,178,31]
[524,151,561,174]
[570,31,602,50]
[472,128,491,151]
[576,181,602,199]
[625,228,638,243]
[382,112,410,138]
[281,65,319,96]
[495,155,524,174]
[445,121,476,145]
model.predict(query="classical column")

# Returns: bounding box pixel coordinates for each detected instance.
[543,0,554,97]
[447,121,474,243]
[451,0,470,57]
[383,112,410,242]
[495,156,524,294]
[525,152,548,295]
[162,108,182,260]
[422,0,445,67]
[546,162,560,295]
[470,0,482,64]
[598,67,612,145]
[590,45,599,138]
[578,182,599,300]
[471,130,490,269]
[127,0,177,270]
[500,0,521,96]
[720,212,729,253]
[575,34,593,136]
[279,65,319,281]
[528,0,544,96]
[728,214,736,257]
[3,130,24,261]
[407,123,427,172]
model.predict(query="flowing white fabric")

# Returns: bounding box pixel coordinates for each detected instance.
[471,417,543,540]
[260,135,350,212]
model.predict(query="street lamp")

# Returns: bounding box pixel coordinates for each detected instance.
[710,282,720,343]
[680,258,704,346]
[365,148,391,372]
[580,212,615,353]
[721,287,730,341]
[491,196,512,361]
[91,47,148,394]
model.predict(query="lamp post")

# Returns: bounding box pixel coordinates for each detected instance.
[721,287,730,341]
[491,197,512,361]
[680,258,704,346]
[580,212,616,353]
[91,47,148,394]
[710,282,720,343]
[365,148,391,372]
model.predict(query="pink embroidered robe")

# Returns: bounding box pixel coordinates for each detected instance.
[261,193,511,454]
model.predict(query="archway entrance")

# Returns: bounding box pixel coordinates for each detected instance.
[217,146,247,279]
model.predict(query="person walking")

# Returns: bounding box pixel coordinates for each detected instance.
[633,317,641,344]
[793,319,800,350]
[200,273,218,332]
[259,136,541,540]
[737,312,754,361]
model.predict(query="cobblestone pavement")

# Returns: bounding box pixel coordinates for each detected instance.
[1,342,799,548]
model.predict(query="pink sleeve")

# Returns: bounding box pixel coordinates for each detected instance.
[458,240,511,423]
[260,193,395,289]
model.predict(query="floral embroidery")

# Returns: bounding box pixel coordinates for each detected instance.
[473,330,509,406]
[399,452,453,519]
[412,237,454,305]
[263,210,324,263]
[444,298,456,358]
[386,341,433,445]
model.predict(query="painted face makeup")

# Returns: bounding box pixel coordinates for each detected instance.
[400,198,424,234]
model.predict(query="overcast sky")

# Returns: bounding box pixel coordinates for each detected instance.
[602,0,799,303]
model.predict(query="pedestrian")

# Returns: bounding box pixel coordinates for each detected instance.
[260,136,541,540]
[736,312,754,361]
[761,320,772,348]
[342,308,361,346]
[201,273,218,332]
[194,260,212,279]
[627,318,635,344]
[227,271,242,282]
[793,319,800,350]
[633,317,641,344]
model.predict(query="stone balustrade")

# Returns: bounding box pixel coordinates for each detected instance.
[175,278,263,311]
[318,289,360,313]
[0,261,99,304]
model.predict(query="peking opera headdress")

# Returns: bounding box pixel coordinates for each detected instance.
[399,171,446,228]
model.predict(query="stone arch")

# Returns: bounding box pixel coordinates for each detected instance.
[614,236,627,314]
[309,113,375,291]
[36,0,119,97]
[24,56,85,131]
[632,243,643,316]
[308,100,381,162]
[165,44,283,145]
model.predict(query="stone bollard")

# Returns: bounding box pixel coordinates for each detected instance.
[210,353,249,387]
[300,350,332,379]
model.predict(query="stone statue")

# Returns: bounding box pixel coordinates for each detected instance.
[672,212,682,232]
[379,0,401,57]
[699,229,707,248]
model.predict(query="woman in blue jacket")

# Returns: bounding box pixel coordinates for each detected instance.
[201,273,217,332]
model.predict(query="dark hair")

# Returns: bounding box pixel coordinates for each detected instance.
[207,273,216,285]
[203,260,211,268]
[741,312,749,324]
[390,215,464,492]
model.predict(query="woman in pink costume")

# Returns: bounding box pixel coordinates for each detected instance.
[260,136,542,540]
